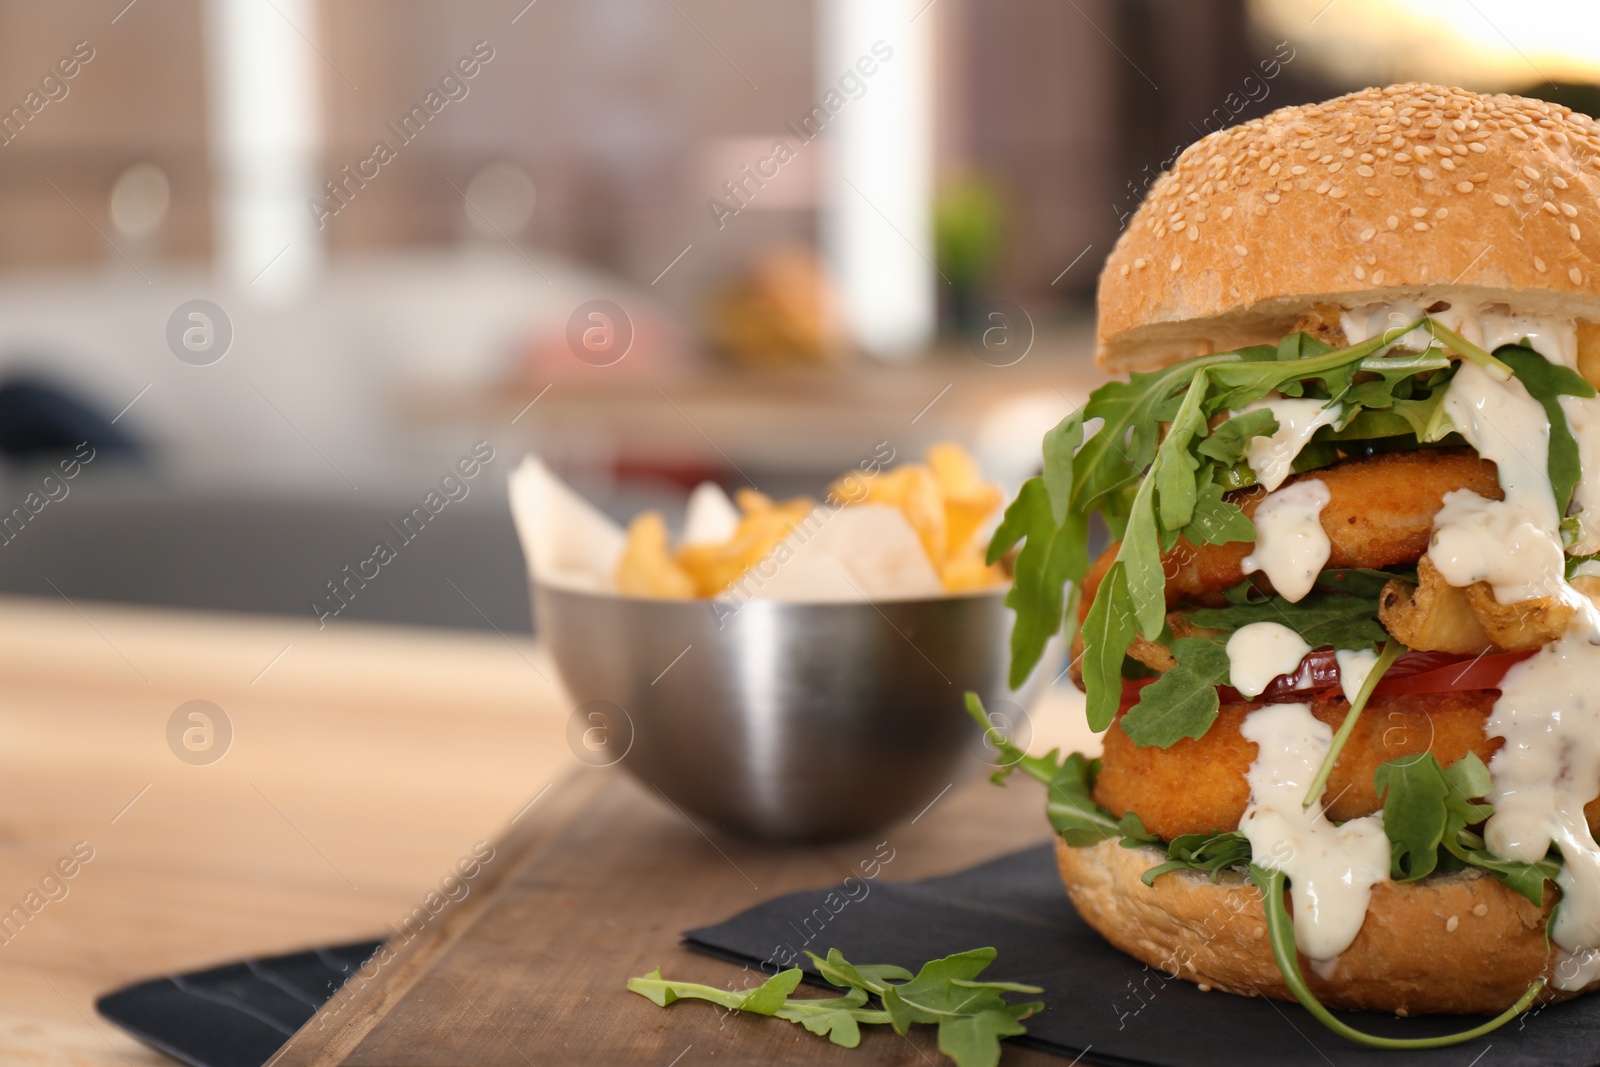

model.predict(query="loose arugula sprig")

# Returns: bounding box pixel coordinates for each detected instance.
[628,946,1043,1067]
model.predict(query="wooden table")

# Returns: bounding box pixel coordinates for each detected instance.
[0,595,1095,1065]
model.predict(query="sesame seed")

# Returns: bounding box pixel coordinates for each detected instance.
[1330,186,1346,198]
[1494,194,1511,206]
[1543,201,1560,215]
[1233,244,1248,256]
[1563,203,1579,217]
[1456,181,1474,193]
[1172,219,1187,231]
[1572,223,1582,240]
[1387,215,1400,230]
[1472,903,1489,916]
[1446,915,1459,933]
[1410,206,1428,217]
[1414,221,1430,231]
[1134,257,1146,269]
[1357,165,1376,177]
[1120,264,1130,277]
[1221,206,1233,220]
[1360,229,1376,241]
[1188,227,1199,242]
[1418,167,1436,180]
[1170,254,1182,271]
[1523,165,1540,180]
[1354,265,1366,279]
[1316,181,1331,194]
[1265,192,1281,204]
[1571,267,1584,284]
[1198,983,1211,992]
[1554,175,1570,189]
[1535,256,1548,272]
[1372,270,1386,284]
[1436,208,1448,218]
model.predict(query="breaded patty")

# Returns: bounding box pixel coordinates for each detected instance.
[1082,448,1501,613]
[1094,690,1600,840]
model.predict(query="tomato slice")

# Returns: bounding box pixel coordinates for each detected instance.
[1117,647,1535,714]
[1373,649,1535,695]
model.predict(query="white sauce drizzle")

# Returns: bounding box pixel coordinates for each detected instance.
[1423,360,1600,990]
[1225,622,1311,699]
[1340,300,1578,369]
[1562,394,1600,556]
[1241,397,1342,492]
[1239,703,1391,962]
[1430,363,1571,605]
[1242,479,1331,603]
[1334,648,1378,702]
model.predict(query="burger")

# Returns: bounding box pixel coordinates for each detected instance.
[970,83,1600,1046]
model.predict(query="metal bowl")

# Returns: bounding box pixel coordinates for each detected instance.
[534,581,1048,842]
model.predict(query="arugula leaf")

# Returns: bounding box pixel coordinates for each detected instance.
[990,480,1088,689]
[1140,830,1253,885]
[1373,752,1558,905]
[1500,346,1595,515]
[1154,370,1212,532]
[1196,408,1278,465]
[1185,590,1387,650]
[1182,477,1255,547]
[1120,636,1228,747]
[965,695,1157,847]
[1315,567,1407,598]
[631,948,1043,1067]
[1374,754,1456,881]
[1040,411,1083,526]
[1081,561,1137,732]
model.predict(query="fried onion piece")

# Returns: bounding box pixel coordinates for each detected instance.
[1378,556,1494,655]
[1462,583,1576,651]
[1381,557,1600,654]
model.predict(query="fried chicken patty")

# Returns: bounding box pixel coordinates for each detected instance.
[1093,691,1600,840]
[1082,448,1501,614]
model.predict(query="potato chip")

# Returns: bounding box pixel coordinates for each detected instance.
[616,511,695,599]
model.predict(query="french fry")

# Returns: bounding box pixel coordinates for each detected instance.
[678,497,820,596]
[616,511,696,599]
[617,444,1008,598]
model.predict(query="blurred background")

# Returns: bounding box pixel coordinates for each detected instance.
[0,0,1596,634]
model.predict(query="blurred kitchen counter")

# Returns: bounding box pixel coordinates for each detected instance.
[398,330,1105,490]
[0,595,1094,1064]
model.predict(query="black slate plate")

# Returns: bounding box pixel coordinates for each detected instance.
[685,844,1600,1067]
[96,941,383,1067]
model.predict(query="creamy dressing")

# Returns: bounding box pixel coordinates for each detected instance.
[1419,361,1600,987]
[1562,394,1600,555]
[1430,363,1572,605]
[1242,479,1331,603]
[1239,703,1391,962]
[1240,398,1342,492]
[1225,622,1311,698]
[1340,300,1578,368]
[1334,648,1379,702]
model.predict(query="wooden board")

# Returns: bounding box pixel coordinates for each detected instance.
[273,767,1071,1066]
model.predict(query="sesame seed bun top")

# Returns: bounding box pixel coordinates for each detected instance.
[1096,83,1600,374]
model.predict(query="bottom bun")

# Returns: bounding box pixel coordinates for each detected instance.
[1057,838,1578,1015]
